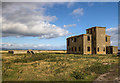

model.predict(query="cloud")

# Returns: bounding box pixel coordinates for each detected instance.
[72,8,84,16]
[63,24,76,28]
[2,19,68,38]
[0,42,65,50]
[106,27,118,46]
[2,2,69,39]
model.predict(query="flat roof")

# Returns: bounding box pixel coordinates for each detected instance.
[67,34,91,39]
[106,35,111,37]
[86,26,106,30]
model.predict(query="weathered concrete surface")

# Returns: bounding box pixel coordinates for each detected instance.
[7,50,66,54]
[8,50,27,54]
[67,26,118,54]
[106,46,118,54]
[7,50,39,54]
[0,50,8,53]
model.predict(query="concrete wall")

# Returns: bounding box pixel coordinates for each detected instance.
[112,46,118,54]
[105,35,111,46]
[83,34,92,54]
[67,35,83,54]
[96,27,106,54]
[106,46,118,54]
[13,50,27,54]
[90,27,96,54]
[32,50,40,53]
[8,50,27,54]
[67,34,92,54]
[67,26,118,55]
[86,27,106,54]
[8,50,39,54]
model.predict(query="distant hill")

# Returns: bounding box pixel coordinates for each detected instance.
[1,48,28,50]
[1,48,66,51]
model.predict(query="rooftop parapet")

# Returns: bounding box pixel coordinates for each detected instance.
[67,34,91,39]
[86,26,106,30]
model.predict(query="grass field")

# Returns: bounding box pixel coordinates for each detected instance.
[2,52,118,82]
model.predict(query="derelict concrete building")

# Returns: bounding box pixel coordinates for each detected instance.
[67,26,118,54]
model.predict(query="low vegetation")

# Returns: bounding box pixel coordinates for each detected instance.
[2,52,118,81]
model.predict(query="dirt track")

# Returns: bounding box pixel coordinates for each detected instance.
[93,64,120,83]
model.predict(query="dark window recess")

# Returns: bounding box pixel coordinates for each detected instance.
[72,47,73,51]
[74,38,76,42]
[87,36,90,41]
[91,29,92,34]
[67,39,69,46]
[94,28,96,32]
[92,36,93,41]
[106,37,107,42]
[94,48,96,50]
[72,38,74,42]
[88,30,89,33]
[103,48,105,51]
[75,47,77,51]
[87,47,90,51]
[79,47,80,51]
[98,47,99,52]
[94,48,96,54]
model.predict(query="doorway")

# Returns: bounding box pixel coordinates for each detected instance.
[94,48,96,54]
[110,48,113,54]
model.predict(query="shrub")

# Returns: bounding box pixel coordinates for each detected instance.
[71,71,87,79]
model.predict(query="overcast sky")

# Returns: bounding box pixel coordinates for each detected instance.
[1,2,118,50]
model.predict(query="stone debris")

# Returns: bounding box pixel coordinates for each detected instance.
[8,50,36,55]
[8,51,14,54]
[27,50,35,55]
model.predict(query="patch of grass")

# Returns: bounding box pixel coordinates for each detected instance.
[97,54,106,56]
[86,63,111,74]
[46,58,65,62]
[4,53,14,56]
[13,54,56,63]
[71,71,87,80]
[2,53,118,81]
[111,54,118,57]
[2,63,20,81]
